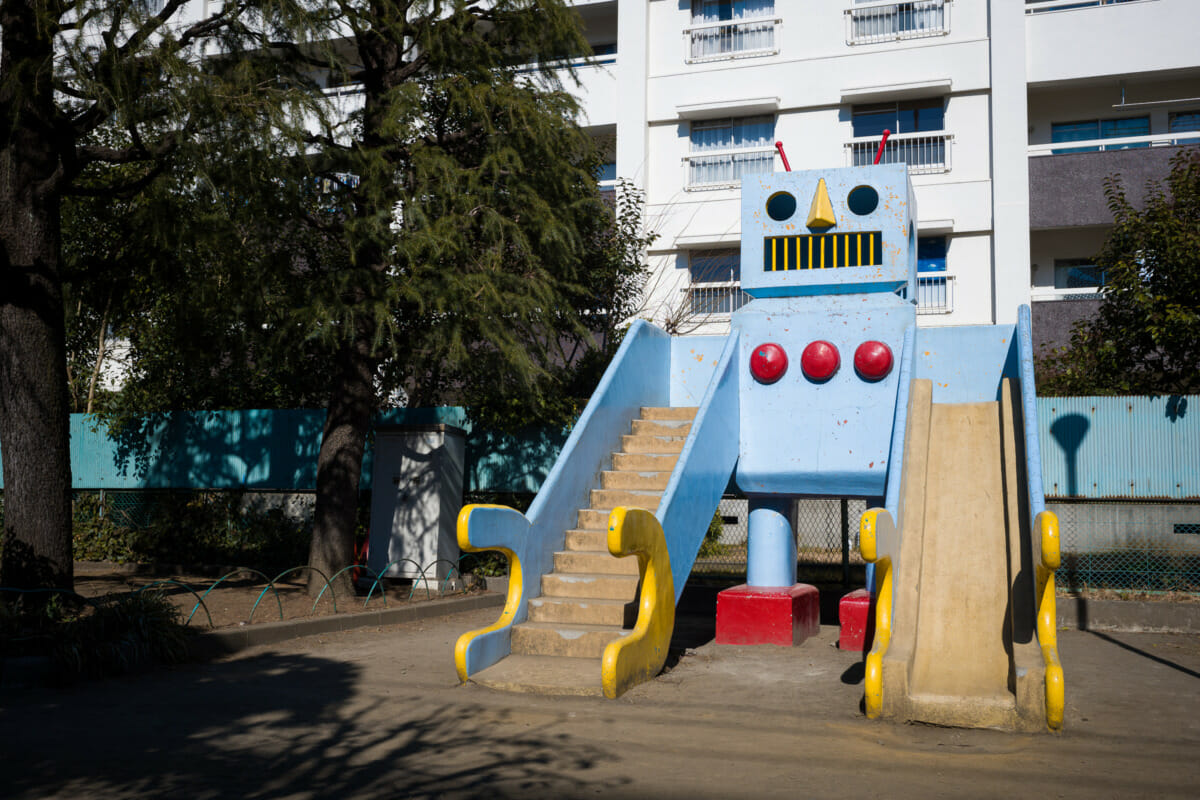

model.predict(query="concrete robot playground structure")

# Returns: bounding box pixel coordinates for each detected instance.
[453,162,1064,733]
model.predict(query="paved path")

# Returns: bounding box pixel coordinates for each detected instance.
[2,608,1198,798]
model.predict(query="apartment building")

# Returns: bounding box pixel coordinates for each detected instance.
[564,0,1200,347]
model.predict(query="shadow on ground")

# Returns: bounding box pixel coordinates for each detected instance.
[1,651,628,799]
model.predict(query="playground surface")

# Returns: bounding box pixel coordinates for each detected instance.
[2,600,1198,798]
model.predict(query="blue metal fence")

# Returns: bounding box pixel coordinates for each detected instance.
[0,408,567,495]
[2,397,1195,499]
[1037,395,1198,500]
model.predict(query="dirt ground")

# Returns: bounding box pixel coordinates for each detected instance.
[73,561,482,630]
[3,591,1200,798]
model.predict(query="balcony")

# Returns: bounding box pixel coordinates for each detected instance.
[1024,0,1143,13]
[1025,0,1192,86]
[845,131,953,174]
[914,274,955,314]
[1028,130,1200,156]
[685,17,781,64]
[1027,138,1195,229]
[684,281,753,317]
[845,0,951,46]
[685,146,777,190]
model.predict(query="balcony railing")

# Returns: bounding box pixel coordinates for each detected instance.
[684,281,753,317]
[1025,0,1147,15]
[685,17,781,63]
[685,146,777,190]
[845,0,951,45]
[846,131,953,174]
[914,274,955,315]
[1028,130,1200,156]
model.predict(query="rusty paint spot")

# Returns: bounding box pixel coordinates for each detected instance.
[869,462,874,468]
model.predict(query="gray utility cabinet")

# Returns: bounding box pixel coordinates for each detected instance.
[366,424,467,586]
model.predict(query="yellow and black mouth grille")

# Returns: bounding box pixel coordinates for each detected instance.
[763,232,883,271]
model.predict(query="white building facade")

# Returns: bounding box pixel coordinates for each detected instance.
[565,0,1200,344]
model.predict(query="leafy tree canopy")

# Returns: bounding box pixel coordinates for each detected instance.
[1037,149,1200,396]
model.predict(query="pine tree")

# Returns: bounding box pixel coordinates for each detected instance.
[0,0,317,589]
[291,0,634,594]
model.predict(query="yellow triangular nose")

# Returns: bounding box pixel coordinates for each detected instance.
[807,178,837,229]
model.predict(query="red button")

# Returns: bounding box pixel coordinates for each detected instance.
[854,341,894,381]
[801,340,840,382]
[750,343,788,384]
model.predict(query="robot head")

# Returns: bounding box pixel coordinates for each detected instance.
[740,164,916,299]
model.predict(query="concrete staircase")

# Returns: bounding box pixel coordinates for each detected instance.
[469,406,697,695]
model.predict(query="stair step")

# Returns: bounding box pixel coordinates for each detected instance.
[589,488,662,511]
[469,654,603,696]
[575,508,611,531]
[512,621,630,659]
[612,453,680,472]
[554,549,640,576]
[528,595,634,626]
[542,571,639,601]
[620,434,685,454]
[631,419,693,436]
[640,407,698,421]
[600,470,671,490]
[565,528,609,551]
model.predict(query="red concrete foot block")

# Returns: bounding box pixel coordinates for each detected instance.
[838,589,876,652]
[715,584,820,646]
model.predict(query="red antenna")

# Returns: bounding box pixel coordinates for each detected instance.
[774,140,791,172]
[873,129,891,165]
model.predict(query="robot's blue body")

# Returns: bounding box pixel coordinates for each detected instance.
[733,164,917,586]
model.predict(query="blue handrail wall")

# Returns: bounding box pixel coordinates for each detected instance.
[522,318,671,560]
[1017,306,1049,522]
[658,332,740,599]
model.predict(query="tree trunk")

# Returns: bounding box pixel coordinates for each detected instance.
[307,320,377,597]
[0,8,75,590]
[85,293,112,415]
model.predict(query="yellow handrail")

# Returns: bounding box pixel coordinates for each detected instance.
[859,508,895,719]
[1036,510,1064,731]
[601,506,676,699]
[453,504,525,683]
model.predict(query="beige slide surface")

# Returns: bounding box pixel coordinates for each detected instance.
[880,379,1044,731]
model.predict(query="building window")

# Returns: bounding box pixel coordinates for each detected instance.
[687,0,778,63]
[914,236,953,314]
[848,99,950,173]
[917,236,946,272]
[1054,258,1107,290]
[686,249,750,316]
[853,98,945,138]
[1169,110,1200,144]
[846,1,950,46]
[1051,116,1150,153]
[687,115,775,188]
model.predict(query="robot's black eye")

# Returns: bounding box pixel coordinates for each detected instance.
[766,192,797,221]
[847,185,879,216]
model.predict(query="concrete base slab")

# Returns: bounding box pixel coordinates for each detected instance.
[715,584,820,646]
[469,654,604,696]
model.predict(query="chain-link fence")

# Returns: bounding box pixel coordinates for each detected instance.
[692,495,868,583]
[66,490,317,569]
[1052,501,1200,594]
[9,488,1197,596]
